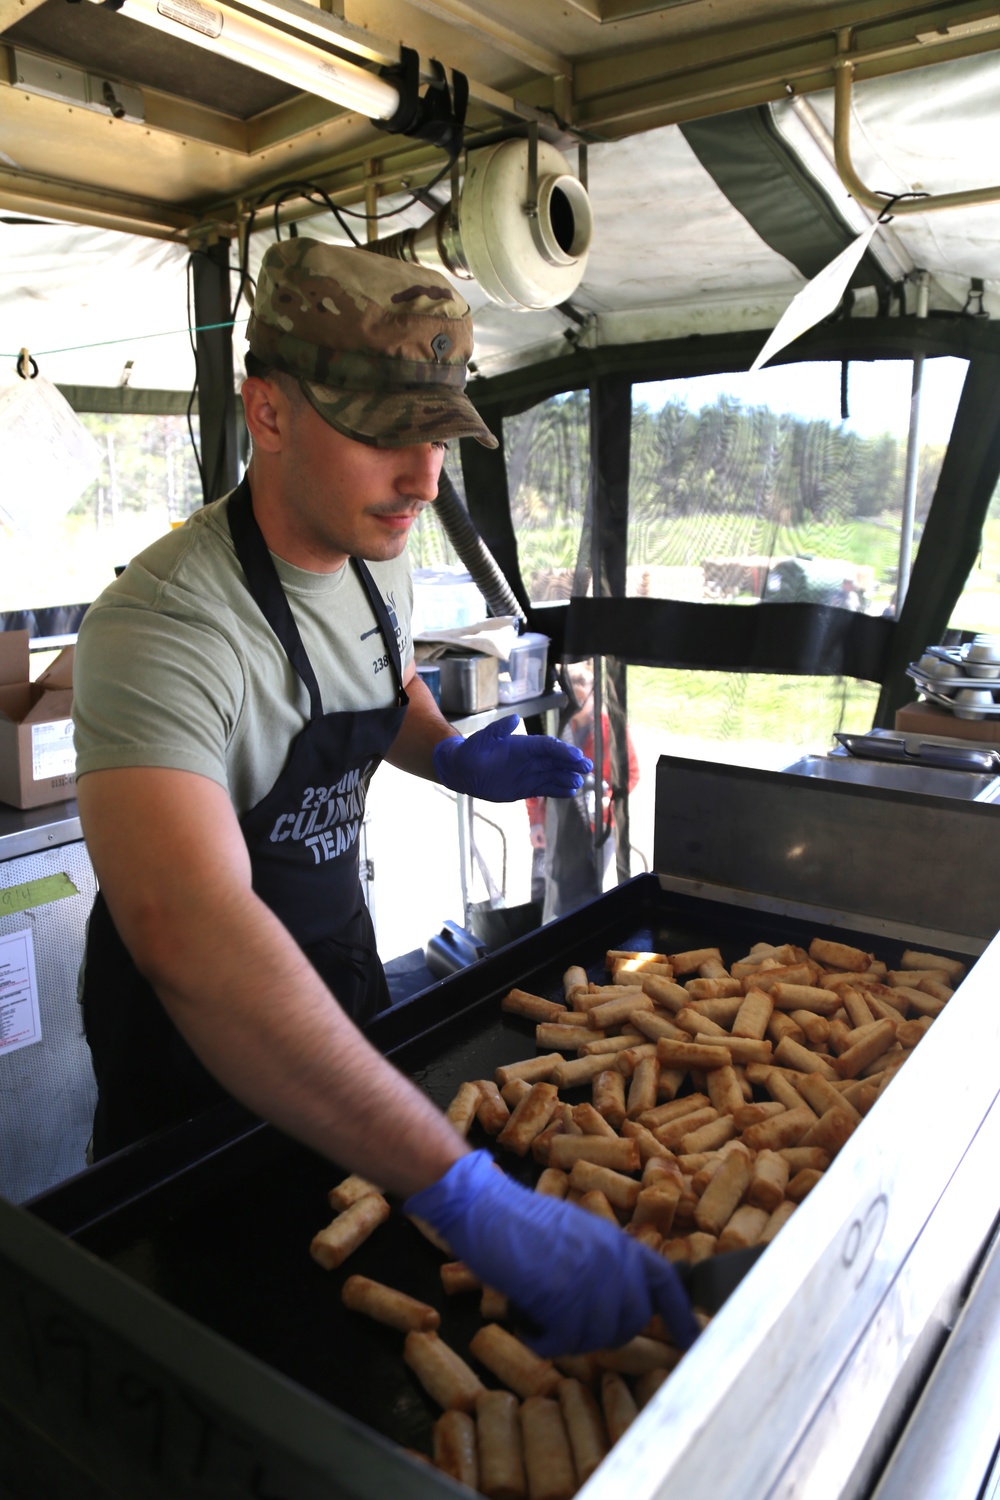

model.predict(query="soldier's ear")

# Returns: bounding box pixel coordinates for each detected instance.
[241,375,286,452]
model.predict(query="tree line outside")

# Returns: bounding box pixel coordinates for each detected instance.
[501,389,948,612]
[7,381,999,726]
[0,412,204,617]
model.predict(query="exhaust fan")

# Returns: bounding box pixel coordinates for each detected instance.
[369,137,594,311]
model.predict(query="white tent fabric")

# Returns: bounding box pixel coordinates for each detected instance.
[772,53,1000,320]
[1,52,997,396]
[0,224,193,389]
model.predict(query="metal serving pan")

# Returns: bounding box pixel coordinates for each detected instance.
[4,870,997,1499]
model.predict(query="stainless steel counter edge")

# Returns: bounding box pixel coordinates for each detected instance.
[867,1202,1000,1499]
[772,1091,1000,1499]
[577,926,1000,1500]
[655,872,988,956]
[0,800,82,861]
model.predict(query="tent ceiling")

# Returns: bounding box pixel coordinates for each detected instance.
[1,7,1000,393]
[0,0,999,239]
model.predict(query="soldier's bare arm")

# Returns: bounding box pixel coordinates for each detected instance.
[77,766,467,1193]
[382,660,463,778]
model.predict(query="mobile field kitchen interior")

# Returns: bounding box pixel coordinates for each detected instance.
[3,0,1000,1495]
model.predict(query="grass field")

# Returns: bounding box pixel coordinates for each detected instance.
[627,665,880,759]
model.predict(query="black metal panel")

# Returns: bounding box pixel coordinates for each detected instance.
[191,241,239,505]
[653,756,1000,943]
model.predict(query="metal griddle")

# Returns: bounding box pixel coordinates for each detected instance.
[24,874,939,1466]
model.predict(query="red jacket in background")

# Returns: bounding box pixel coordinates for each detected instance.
[527,711,640,831]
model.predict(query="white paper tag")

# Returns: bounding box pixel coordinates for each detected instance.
[157,0,223,36]
[750,223,882,374]
[0,928,42,1055]
[31,719,76,781]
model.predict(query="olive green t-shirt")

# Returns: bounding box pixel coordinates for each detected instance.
[72,493,414,817]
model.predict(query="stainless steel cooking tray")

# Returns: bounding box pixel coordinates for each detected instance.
[834,730,1000,774]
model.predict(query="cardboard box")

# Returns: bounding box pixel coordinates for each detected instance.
[0,631,76,808]
[894,699,1000,746]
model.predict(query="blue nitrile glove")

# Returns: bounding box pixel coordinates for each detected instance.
[433,716,592,802]
[404,1151,700,1357]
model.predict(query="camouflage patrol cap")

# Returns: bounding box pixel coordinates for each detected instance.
[247,237,497,449]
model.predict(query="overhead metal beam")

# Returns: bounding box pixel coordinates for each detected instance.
[574,0,1000,133]
[399,0,572,78]
[0,164,197,237]
[136,89,250,152]
[566,0,709,20]
[217,0,539,117]
[0,0,47,34]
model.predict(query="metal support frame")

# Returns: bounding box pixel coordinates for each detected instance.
[191,240,239,504]
[897,270,930,613]
[588,374,632,886]
[833,26,1000,215]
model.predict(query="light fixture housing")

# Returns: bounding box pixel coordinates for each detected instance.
[82,0,401,117]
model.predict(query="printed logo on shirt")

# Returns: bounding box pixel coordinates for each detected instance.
[268,762,375,865]
[362,587,409,678]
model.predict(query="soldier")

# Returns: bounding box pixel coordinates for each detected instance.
[72,239,695,1356]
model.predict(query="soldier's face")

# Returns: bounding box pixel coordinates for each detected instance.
[276,392,446,569]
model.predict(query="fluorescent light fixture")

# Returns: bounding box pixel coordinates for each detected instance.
[84,0,400,118]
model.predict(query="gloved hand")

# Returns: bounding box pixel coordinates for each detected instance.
[433,716,592,802]
[405,1151,700,1357]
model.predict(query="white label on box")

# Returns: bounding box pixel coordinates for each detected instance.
[0,928,41,1055]
[31,718,76,780]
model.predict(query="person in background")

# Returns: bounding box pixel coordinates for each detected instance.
[528,661,640,916]
[72,239,696,1358]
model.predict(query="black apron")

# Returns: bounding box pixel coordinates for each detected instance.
[82,477,408,1159]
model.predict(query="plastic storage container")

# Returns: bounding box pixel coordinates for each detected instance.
[498,632,549,704]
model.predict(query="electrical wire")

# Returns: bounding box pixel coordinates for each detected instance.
[185,252,206,501]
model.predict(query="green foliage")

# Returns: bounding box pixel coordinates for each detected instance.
[629,394,944,541]
[73,413,204,524]
[628,664,880,749]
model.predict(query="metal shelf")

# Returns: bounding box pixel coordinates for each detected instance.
[449,690,565,735]
[0,799,82,863]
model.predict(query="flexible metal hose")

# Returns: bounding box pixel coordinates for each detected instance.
[435,469,527,624]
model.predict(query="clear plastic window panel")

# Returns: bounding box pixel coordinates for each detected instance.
[407,447,488,634]
[948,473,1000,636]
[504,392,591,605]
[0,412,203,614]
[627,357,967,768]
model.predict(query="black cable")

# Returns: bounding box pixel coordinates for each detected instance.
[184,253,206,501]
[330,154,454,221]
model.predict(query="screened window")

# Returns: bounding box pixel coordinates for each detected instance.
[504,392,590,605]
[630,357,967,611]
[948,475,1000,635]
[626,356,967,767]
[0,412,203,614]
